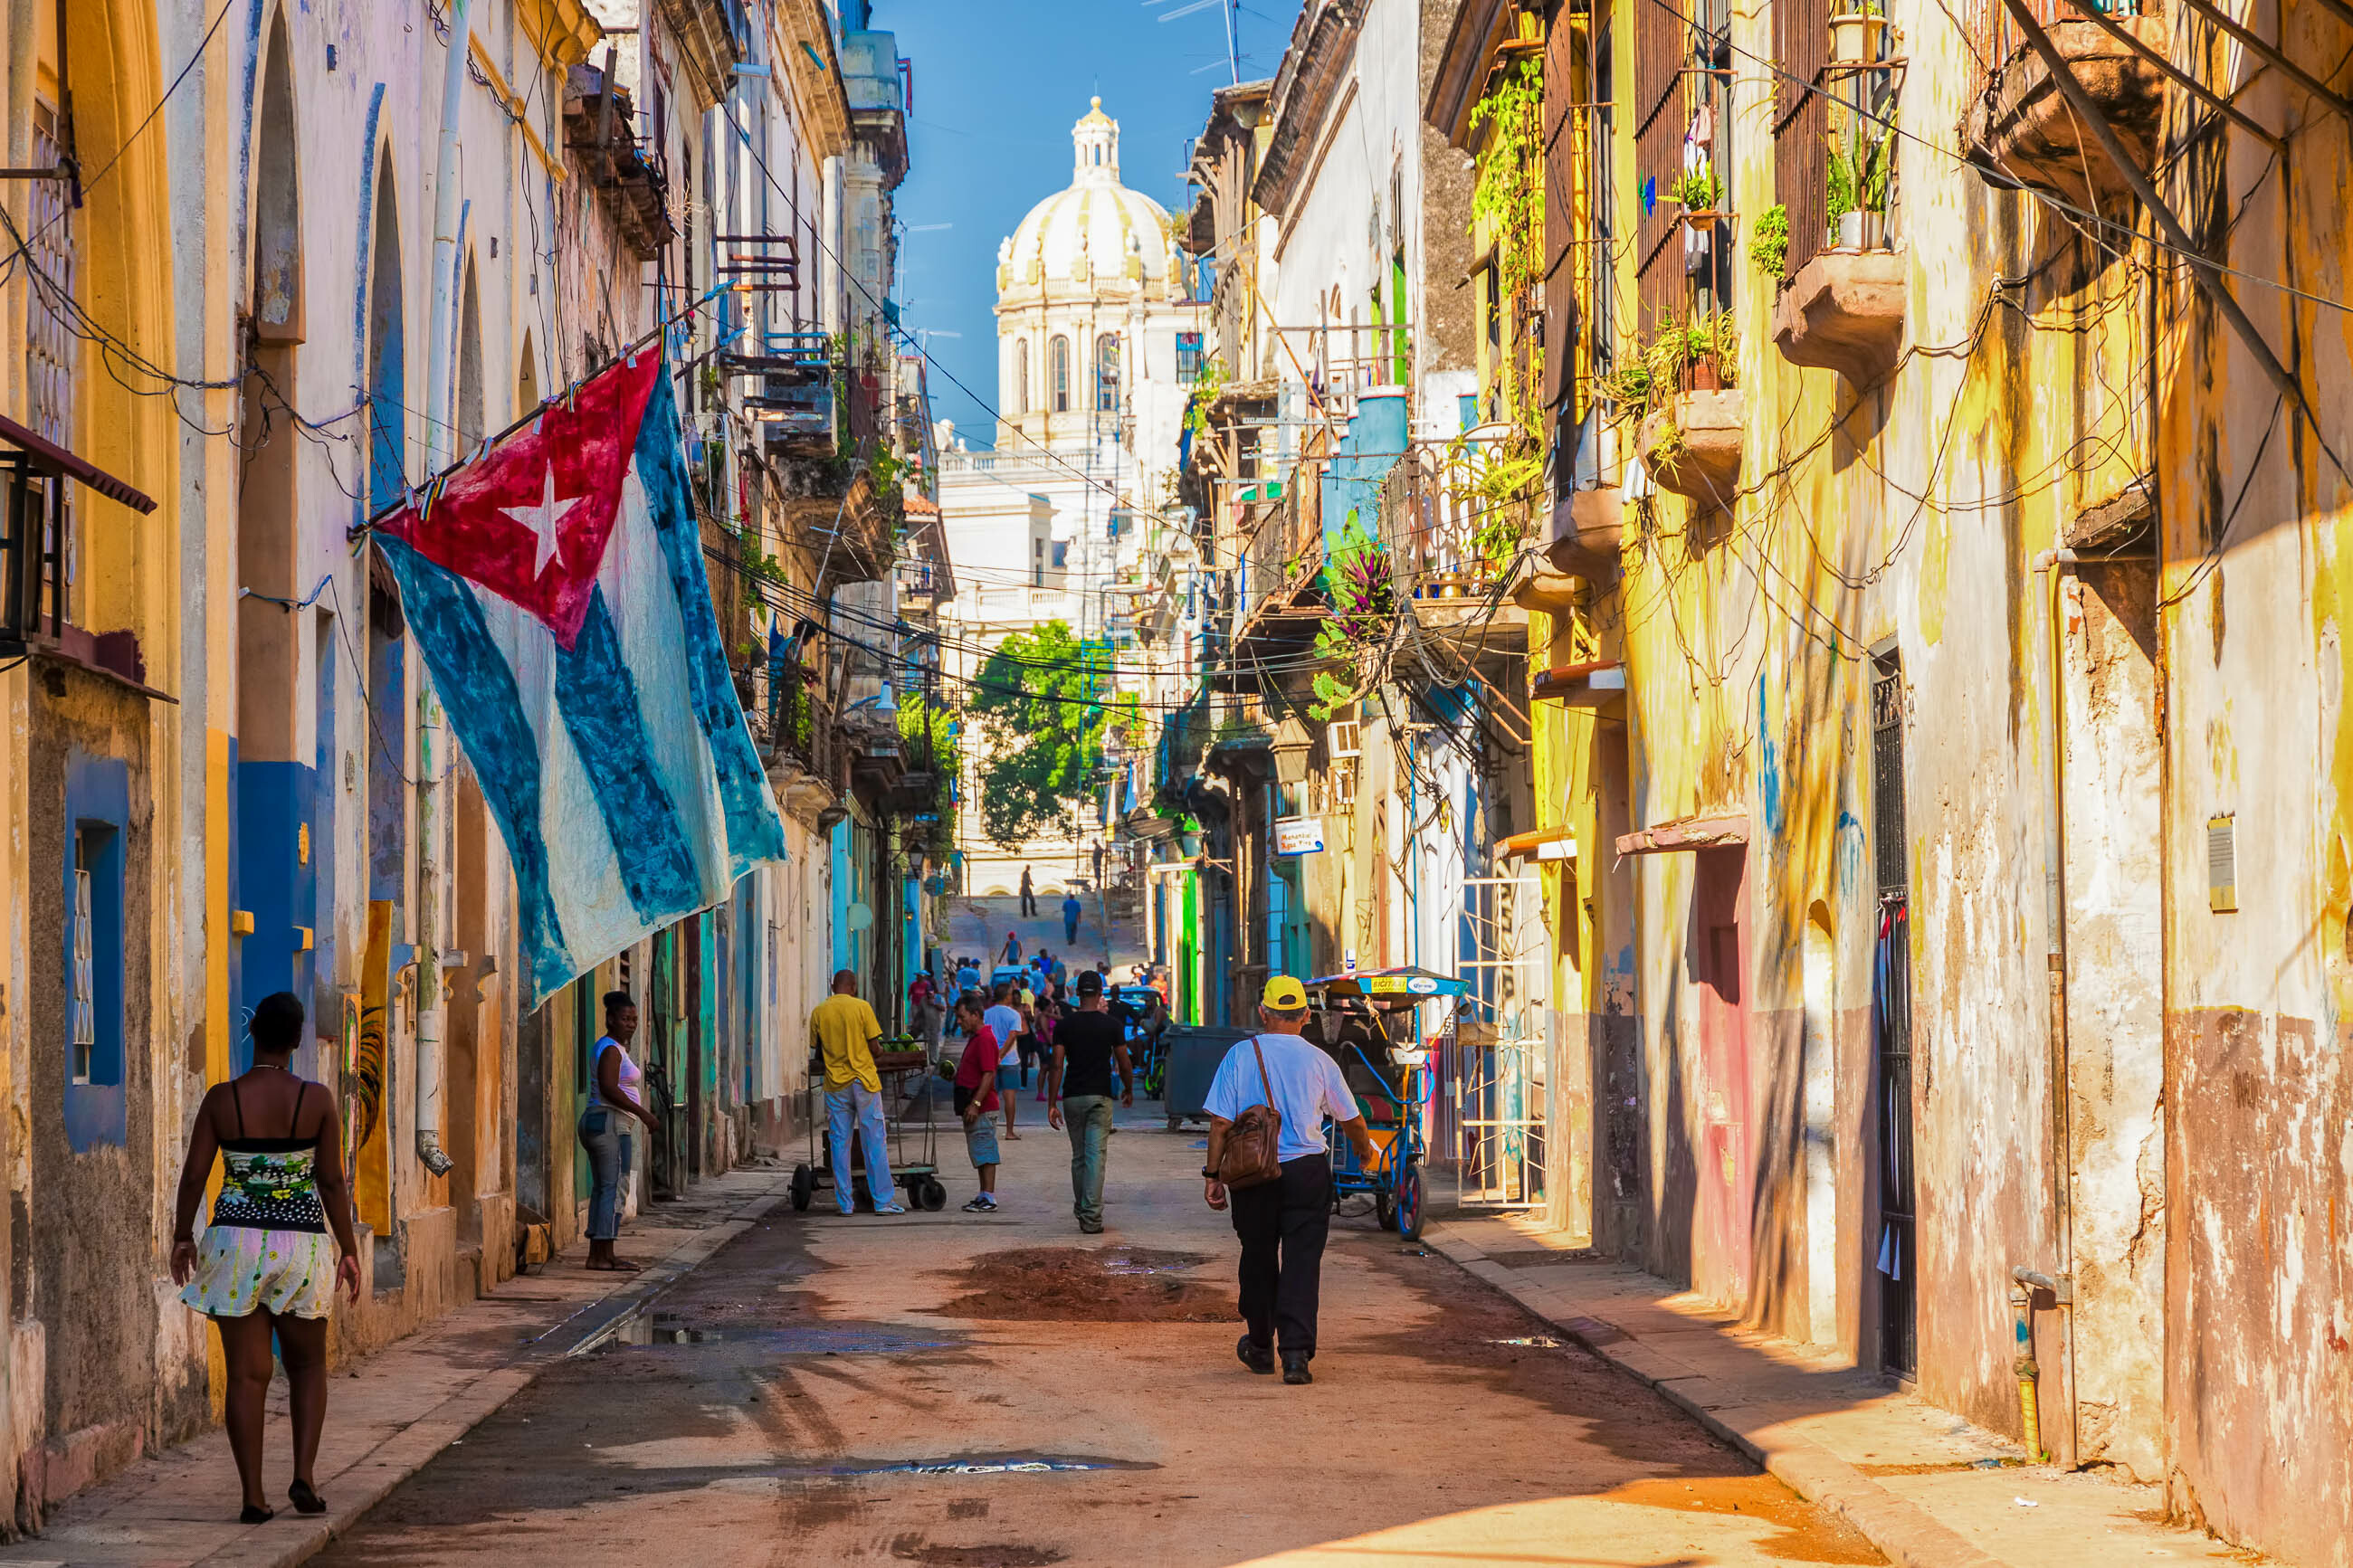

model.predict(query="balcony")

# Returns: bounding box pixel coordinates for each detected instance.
[1639,391,1745,508]
[1773,251,1908,386]
[1378,437,1530,664]
[1547,487,1624,581]
[842,31,909,187]
[561,68,674,257]
[757,671,840,820]
[731,331,836,460]
[1961,0,2171,209]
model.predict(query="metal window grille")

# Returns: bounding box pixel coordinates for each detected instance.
[71,852,95,1084]
[1176,331,1203,384]
[1871,651,1917,1375]
[1772,0,1830,279]
[27,100,76,606]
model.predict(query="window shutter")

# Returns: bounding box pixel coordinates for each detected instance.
[1539,20,1581,424]
[1773,0,1829,280]
[1633,3,1686,328]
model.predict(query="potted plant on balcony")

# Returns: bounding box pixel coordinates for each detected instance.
[1672,161,1724,226]
[1828,0,1887,64]
[1597,312,1743,504]
[1828,127,1894,251]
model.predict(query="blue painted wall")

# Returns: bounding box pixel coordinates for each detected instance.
[1319,387,1410,547]
[233,760,319,1074]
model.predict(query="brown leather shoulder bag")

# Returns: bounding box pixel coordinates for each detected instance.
[1216,1037,1284,1189]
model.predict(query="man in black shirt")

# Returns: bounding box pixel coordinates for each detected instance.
[1047,971,1132,1234]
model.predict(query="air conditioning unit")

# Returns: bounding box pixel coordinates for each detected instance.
[1328,717,1362,760]
[1329,759,1358,807]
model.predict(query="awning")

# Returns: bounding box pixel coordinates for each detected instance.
[1614,813,1748,857]
[0,411,156,513]
[1498,825,1577,863]
[1530,659,1626,707]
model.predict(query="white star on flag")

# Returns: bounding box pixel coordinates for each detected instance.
[500,462,581,578]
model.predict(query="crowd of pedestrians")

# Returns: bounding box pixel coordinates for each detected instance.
[784,901,1361,1394]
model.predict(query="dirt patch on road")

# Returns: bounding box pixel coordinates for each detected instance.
[1596,1477,1885,1563]
[891,1542,1067,1567]
[934,1246,1234,1322]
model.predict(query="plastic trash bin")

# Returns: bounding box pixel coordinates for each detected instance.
[1161,1025,1253,1128]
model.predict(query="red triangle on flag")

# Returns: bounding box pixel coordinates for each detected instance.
[376,352,665,651]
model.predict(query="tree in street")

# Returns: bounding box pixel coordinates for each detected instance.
[968,620,1108,850]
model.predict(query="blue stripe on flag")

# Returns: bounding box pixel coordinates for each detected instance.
[554,587,703,921]
[376,537,576,1000]
[633,370,790,875]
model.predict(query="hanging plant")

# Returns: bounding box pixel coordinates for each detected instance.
[1751,204,1790,280]
[1467,55,1547,447]
[1309,510,1396,721]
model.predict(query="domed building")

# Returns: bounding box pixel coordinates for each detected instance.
[994,99,1196,457]
[936,99,1206,902]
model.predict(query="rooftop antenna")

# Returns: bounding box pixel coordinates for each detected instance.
[1225,0,1239,86]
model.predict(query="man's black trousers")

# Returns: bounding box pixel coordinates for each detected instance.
[1228,1153,1332,1359]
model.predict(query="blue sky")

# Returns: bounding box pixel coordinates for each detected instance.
[879,0,1300,448]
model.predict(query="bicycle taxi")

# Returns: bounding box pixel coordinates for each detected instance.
[1302,966,1461,1240]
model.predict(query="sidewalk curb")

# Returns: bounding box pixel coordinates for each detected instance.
[1427,1229,2005,1568]
[191,1179,791,1568]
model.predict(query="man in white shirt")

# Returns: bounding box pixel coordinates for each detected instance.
[1203,975,1377,1384]
[983,983,1027,1140]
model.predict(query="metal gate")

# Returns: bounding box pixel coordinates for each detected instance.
[1872,653,1917,1375]
[1449,874,1547,1209]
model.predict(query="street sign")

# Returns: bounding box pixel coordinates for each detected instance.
[1272,816,1325,855]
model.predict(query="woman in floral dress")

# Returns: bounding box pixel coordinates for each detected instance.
[170,992,362,1523]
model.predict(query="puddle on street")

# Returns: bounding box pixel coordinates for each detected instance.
[813,1453,1150,1478]
[609,1315,953,1354]
[1491,1335,1565,1348]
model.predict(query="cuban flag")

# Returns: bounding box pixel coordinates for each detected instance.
[375,351,786,1009]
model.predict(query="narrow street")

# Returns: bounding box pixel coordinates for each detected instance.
[314,1114,1878,1568]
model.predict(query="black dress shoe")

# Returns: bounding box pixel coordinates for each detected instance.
[1236,1335,1274,1375]
[1281,1353,1313,1385]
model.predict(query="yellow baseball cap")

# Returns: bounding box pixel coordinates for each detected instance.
[1262,974,1309,1011]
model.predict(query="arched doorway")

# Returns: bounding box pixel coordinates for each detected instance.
[233,4,316,1067]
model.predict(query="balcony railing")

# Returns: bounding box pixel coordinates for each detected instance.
[1378,433,1517,600]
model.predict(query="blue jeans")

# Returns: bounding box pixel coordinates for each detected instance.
[1062,1094,1115,1225]
[825,1082,896,1212]
[577,1107,634,1241]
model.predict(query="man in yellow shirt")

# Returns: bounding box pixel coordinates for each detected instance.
[810,970,903,1215]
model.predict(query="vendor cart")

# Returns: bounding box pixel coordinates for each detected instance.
[790,1039,947,1212]
[1303,967,1459,1240]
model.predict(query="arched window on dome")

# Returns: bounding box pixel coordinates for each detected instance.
[1094,333,1119,413]
[1015,337,1031,414]
[1050,336,1072,413]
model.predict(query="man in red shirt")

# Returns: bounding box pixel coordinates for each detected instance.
[952,994,1002,1212]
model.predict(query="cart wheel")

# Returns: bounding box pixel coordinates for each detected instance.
[1166,1116,1181,1132]
[790,1164,814,1212]
[1376,1189,1397,1231]
[918,1176,948,1212]
[1396,1163,1425,1240]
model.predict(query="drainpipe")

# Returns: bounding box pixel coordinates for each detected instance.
[410,0,472,1181]
[2028,547,2077,1463]
[2009,1264,2074,1463]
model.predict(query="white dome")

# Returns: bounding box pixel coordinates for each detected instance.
[999,98,1178,291]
